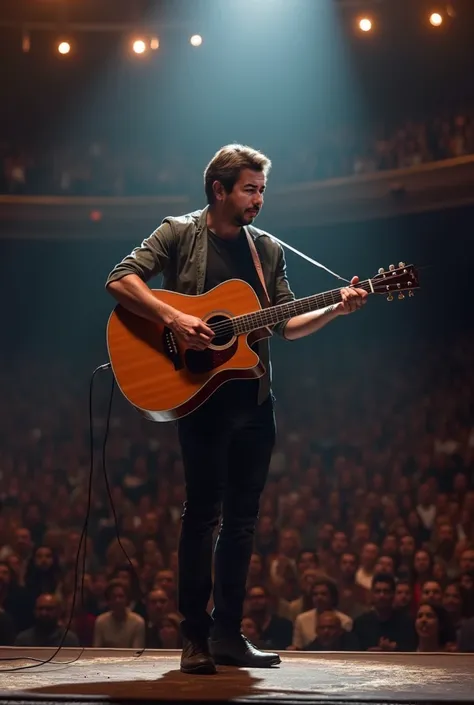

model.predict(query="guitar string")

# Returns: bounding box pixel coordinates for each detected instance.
[206,280,374,338]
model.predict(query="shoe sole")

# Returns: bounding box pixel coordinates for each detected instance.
[180,663,217,675]
[213,655,281,668]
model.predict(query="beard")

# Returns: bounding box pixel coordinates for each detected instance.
[234,209,258,227]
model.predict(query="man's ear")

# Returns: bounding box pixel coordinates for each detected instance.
[213,180,225,201]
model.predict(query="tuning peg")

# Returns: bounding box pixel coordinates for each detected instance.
[387,294,393,301]
[389,264,395,271]
[398,261,406,268]
[398,292,405,300]
[378,267,385,274]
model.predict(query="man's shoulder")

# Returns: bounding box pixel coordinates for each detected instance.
[296,608,315,623]
[353,609,375,625]
[246,225,281,253]
[161,208,204,232]
[128,610,145,625]
[95,611,112,624]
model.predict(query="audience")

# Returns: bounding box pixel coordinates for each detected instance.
[0,332,473,653]
[2,110,474,196]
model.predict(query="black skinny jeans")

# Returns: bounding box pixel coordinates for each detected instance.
[176,381,276,638]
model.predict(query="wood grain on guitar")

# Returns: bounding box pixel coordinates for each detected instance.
[106,265,419,422]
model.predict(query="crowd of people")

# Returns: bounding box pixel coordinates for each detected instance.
[0,329,473,653]
[1,109,474,197]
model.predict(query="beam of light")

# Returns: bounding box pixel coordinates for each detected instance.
[132,39,147,54]
[190,34,203,47]
[57,41,71,55]
[358,17,373,33]
[429,12,443,26]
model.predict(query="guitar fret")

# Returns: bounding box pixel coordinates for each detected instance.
[232,280,372,334]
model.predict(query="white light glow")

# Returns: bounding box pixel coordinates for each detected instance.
[132,39,147,54]
[190,34,203,47]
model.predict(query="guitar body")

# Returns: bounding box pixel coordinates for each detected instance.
[106,279,270,421]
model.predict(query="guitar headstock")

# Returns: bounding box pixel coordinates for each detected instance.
[372,263,419,301]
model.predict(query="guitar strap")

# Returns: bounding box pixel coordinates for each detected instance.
[244,227,271,307]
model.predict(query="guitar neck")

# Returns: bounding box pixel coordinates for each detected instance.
[232,279,373,334]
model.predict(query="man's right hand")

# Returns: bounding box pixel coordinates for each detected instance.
[168,312,215,350]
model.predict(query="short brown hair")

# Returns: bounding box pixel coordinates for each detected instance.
[204,144,272,205]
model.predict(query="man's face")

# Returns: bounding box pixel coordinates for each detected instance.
[354,523,370,543]
[146,589,169,622]
[421,581,443,605]
[312,584,332,612]
[394,583,412,608]
[218,168,266,227]
[443,585,462,613]
[460,550,474,573]
[298,552,317,574]
[372,581,394,612]
[375,556,395,576]
[361,543,379,569]
[414,550,431,575]
[382,535,398,555]
[317,612,342,646]
[331,532,348,555]
[35,547,53,570]
[156,570,176,594]
[35,595,58,631]
[247,588,267,615]
[340,554,357,579]
[109,586,128,612]
[438,524,454,544]
[15,528,32,552]
[400,535,415,556]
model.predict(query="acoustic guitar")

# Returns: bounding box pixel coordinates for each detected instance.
[106,263,419,421]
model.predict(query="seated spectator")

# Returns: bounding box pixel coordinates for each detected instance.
[353,574,417,651]
[304,610,359,652]
[393,580,413,614]
[241,616,262,646]
[336,552,370,619]
[92,579,145,648]
[415,603,456,652]
[15,593,79,647]
[442,581,465,634]
[245,585,293,650]
[289,568,322,621]
[374,554,396,577]
[412,550,434,608]
[292,577,352,650]
[355,543,379,590]
[421,579,443,606]
[145,588,172,648]
[246,553,267,589]
[157,614,182,649]
[0,570,16,645]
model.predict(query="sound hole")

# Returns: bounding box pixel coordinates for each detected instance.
[207,314,234,347]
[184,315,237,375]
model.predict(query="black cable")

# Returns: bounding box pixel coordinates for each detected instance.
[0,363,111,671]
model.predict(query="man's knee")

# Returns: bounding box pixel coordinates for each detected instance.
[181,499,221,534]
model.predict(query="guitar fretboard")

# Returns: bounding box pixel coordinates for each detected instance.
[230,279,373,335]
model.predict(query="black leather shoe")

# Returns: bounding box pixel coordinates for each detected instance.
[180,637,217,675]
[209,633,281,668]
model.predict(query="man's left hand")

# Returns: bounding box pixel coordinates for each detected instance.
[335,276,368,315]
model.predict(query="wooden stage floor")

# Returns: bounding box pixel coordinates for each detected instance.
[0,648,472,705]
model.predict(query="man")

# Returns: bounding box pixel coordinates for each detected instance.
[352,574,417,651]
[245,585,292,650]
[304,610,359,652]
[355,542,379,590]
[336,552,370,619]
[292,577,352,649]
[420,579,443,606]
[92,579,145,649]
[393,580,413,613]
[15,593,79,647]
[106,144,367,674]
[145,588,171,648]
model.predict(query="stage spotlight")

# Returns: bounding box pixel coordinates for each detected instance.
[132,39,147,54]
[57,40,71,55]
[358,18,373,32]
[190,34,203,47]
[150,37,160,50]
[429,12,443,26]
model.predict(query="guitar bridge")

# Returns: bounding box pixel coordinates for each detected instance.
[162,328,183,371]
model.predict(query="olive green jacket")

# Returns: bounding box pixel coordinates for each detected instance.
[106,206,295,403]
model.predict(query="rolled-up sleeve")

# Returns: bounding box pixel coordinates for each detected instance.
[105,220,176,287]
[272,243,295,339]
